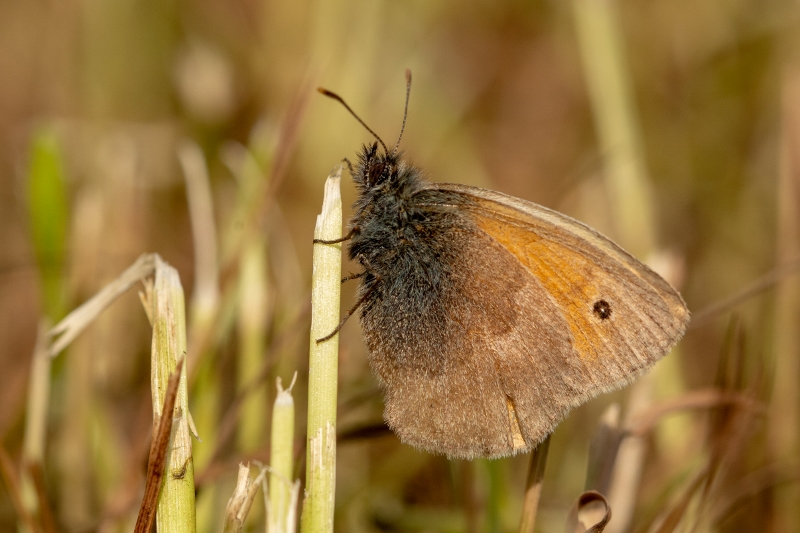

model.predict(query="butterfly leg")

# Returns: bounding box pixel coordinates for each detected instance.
[342,158,354,174]
[342,271,366,283]
[313,226,358,245]
[316,274,381,343]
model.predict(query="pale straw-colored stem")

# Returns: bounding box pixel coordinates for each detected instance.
[300,169,342,533]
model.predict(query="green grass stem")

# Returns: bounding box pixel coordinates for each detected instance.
[149,256,196,533]
[300,168,342,533]
[238,240,269,451]
[269,375,297,532]
[21,125,68,525]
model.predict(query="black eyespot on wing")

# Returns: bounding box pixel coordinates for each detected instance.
[593,299,612,320]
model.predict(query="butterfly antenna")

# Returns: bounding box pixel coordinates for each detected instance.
[393,69,412,154]
[318,87,389,154]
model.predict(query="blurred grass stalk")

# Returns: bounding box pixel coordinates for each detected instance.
[59,185,105,530]
[147,256,196,533]
[178,140,221,368]
[476,459,504,533]
[26,126,67,320]
[572,0,655,258]
[300,169,342,533]
[572,0,681,530]
[518,435,551,533]
[238,240,269,452]
[770,67,800,527]
[20,322,51,529]
[229,131,272,455]
[21,126,68,527]
[219,125,275,268]
[179,140,224,532]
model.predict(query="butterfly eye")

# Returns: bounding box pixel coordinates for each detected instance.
[367,162,386,186]
[592,299,612,320]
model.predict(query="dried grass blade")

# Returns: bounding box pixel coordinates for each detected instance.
[565,491,612,533]
[47,254,156,357]
[133,357,185,533]
[627,389,764,437]
[689,255,800,328]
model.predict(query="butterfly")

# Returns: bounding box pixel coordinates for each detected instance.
[316,71,689,459]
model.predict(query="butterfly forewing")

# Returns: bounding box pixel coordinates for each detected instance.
[435,183,689,349]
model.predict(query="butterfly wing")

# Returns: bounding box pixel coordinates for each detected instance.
[360,183,689,459]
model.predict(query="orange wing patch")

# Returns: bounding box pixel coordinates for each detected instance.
[475,214,607,362]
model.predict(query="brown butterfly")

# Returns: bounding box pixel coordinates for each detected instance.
[317,71,689,459]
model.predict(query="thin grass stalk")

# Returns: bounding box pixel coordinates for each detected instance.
[22,125,68,526]
[300,169,342,533]
[26,126,68,320]
[457,461,478,533]
[219,133,272,268]
[607,375,651,532]
[59,187,106,530]
[571,0,654,258]
[238,240,269,451]
[149,256,196,533]
[20,322,51,530]
[178,140,221,368]
[269,375,296,532]
[518,435,551,533]
[482,459,503,533]
[21,321,50,473]
[178,140,221,492]
[58,325,93,528]
[769,66,800,528]
[24,463,57,533]
[0,446,40,533]
[585,404,622,495]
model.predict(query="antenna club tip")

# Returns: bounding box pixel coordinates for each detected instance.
[318,87,331,95]
[405,69,412,82]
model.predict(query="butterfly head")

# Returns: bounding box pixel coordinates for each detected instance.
[353,142,402,191]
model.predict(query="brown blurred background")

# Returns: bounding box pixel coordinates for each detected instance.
[1,0,799,531]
